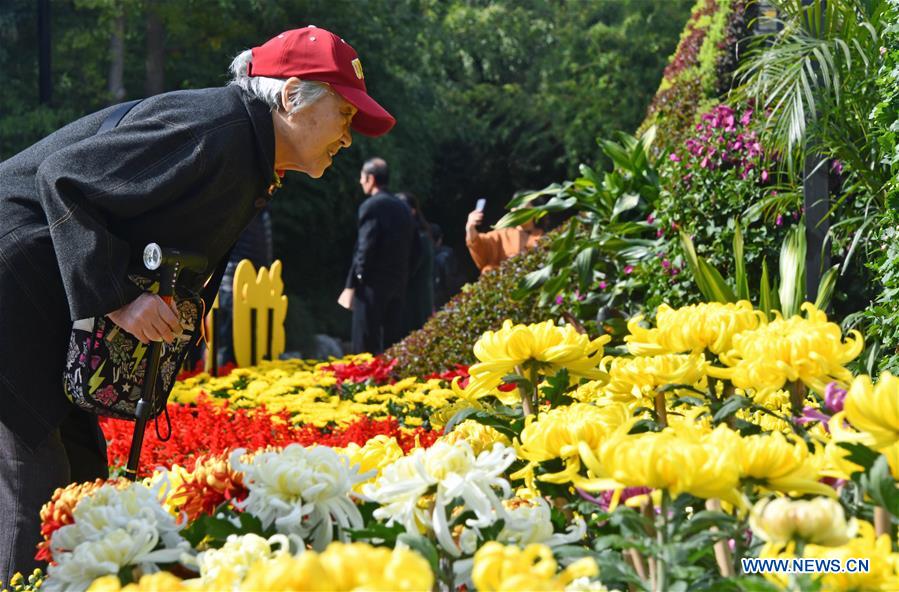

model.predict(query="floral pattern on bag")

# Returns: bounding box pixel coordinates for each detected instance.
[63,275,202,421]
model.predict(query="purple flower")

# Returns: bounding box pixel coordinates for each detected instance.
[740,109,753,126]
[797,406,832,431]
[761,169,769,182]
[647,214,656,224]
[775,214,783,226]
[661,259,671,269]
[656,228,664,238]
[824,382,847,413]
[624,265,634,275]
[831,160,843,175]
[576,487,651,511]
[669,153,681,163]
[598,281,607,290]
[555,294,564,305]
[700,156,710,169]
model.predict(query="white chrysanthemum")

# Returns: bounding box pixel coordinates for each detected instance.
[190,533,290,589]
[363,441,516,557]
[454,497,587,587]
[499,497,586,547]
[230,444,370,550]
[45,479,188,592]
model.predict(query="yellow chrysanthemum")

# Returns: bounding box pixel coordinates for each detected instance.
[831,373,899,449]
[465,320,610,398]
[238,542,434,591]
[601,353,708,404]
[339,435,405,491]
[709,303,863,394]
[749,496,856,546]
[511,403,631,488]
[574,423,743,507]
[734,431,835,497]
[441,419,511,455]
[625,300,764,355]
[760,521,899,591]
[472,542,600,592]
[87,572,185,592]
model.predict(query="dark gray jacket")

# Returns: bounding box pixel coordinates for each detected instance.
[345,190,416,290]
[0,85,275,450]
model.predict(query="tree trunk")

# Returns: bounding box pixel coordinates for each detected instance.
[144,6,165,96]
[108,13,126,102]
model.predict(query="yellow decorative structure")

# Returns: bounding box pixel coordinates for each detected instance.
[232,259,288,367]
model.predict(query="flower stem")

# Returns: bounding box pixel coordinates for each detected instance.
[654,391,668,428]
[789,381,807,417]
[655,491,670,591]
[705,498,735,577]
[875,505,892,538]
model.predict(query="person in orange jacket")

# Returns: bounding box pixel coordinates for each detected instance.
[465,204,544,273]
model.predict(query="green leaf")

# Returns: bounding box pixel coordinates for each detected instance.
[679,231,715,301]
[760,258,773,319]
[611,193,642,220]
[861,455,899,517]
[733,220,750,301]
[575,247,598,290]
[778,225,807,317]
[837,442,880,475]
[495,208,542,229]
[444,406,479,434]
[599,139,633,172]
[698,258,738,303]
[520,265,552,291]
[814,264,839,310]
[713,395,752,423]
[347,521,406,544]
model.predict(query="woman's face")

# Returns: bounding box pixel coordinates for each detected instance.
[273,78,356,178]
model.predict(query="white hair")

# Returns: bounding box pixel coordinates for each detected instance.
[228,49,332,114]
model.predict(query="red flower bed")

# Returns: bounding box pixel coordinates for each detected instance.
[320,356,398,385]
[100,396,439,477]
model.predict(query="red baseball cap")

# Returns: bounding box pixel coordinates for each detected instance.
[248,26,396,137]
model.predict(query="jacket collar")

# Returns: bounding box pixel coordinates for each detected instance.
[233,86,276,196]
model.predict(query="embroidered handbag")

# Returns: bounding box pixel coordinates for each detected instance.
[62,275,203,420]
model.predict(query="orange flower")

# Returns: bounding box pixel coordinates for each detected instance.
[37,478,129,562]
[169,454,247,521]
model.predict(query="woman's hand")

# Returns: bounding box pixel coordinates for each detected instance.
[107,293,182,344]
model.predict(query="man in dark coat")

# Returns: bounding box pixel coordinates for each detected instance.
[338,158,415,354]
[0,25,395,581]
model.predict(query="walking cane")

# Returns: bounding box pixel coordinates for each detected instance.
[124,243,207,481]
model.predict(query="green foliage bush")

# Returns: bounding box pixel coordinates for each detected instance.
[386,243,549,377]
[639,0,749,154]
[642,103,795,310]
[853,1,899,373]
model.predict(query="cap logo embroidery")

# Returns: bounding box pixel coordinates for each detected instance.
[351,58,364,80]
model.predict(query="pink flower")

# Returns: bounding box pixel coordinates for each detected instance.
[598,281,607,290]
[775,215,783,226]
[661,259,671,269]
[624,265,634,275]
[669,153,681,162]
[824,382,847,413]
[647,214,655,224]
[761,169,769,182]
[831,160,843,175]
[555,294,564,305]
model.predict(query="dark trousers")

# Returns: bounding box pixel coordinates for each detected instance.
[351,283,405,355]
[0,410,107,584]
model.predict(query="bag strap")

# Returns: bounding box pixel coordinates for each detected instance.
[98,98,143,134]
